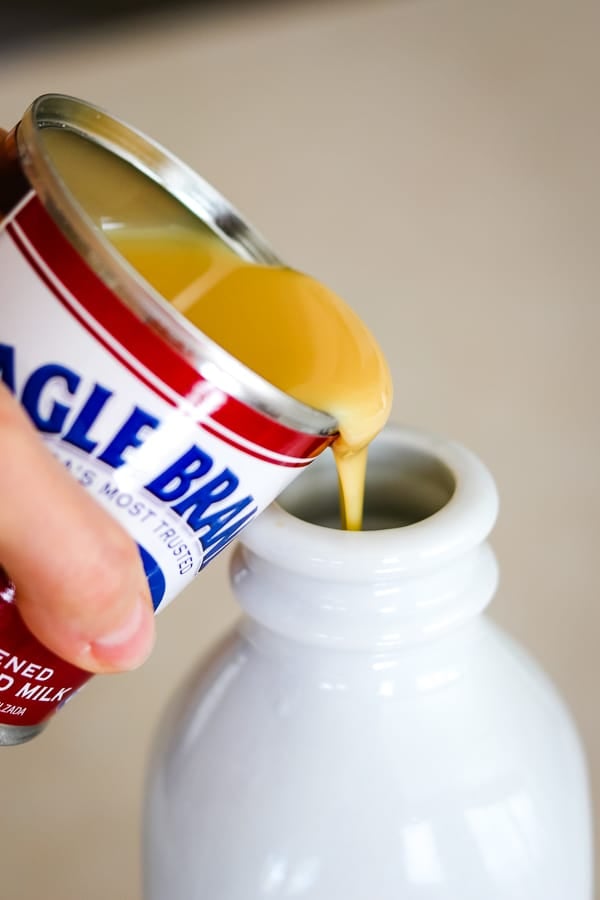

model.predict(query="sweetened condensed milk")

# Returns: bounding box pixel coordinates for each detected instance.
[42,128,392,530]
[0,93,393,742]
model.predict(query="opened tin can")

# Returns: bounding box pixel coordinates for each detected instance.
[0,94,337,744]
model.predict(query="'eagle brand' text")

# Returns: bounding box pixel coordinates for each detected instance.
[0,344,258,563]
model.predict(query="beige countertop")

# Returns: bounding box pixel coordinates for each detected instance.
[1,0,598,896]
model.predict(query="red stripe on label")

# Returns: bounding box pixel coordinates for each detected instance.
[7,221,317,469]
[11,195,335,461]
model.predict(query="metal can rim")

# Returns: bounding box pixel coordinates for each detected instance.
[16,93,338,439]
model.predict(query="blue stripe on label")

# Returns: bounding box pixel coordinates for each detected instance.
[137,545,166,611]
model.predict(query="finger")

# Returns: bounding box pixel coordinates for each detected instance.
[0,383,155,673]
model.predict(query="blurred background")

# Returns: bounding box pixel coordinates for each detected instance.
[0,0,321,50]
[1,0,598,897]
[1,0,243,47]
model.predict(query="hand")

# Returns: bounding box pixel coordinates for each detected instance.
[0,382,155,673]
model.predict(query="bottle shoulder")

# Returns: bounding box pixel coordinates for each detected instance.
[147,618,591,900]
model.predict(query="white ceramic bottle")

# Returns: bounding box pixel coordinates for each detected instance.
[143,426,592,899]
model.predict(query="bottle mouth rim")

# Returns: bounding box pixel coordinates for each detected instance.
[239,424,499,579]
[17,93,338,438]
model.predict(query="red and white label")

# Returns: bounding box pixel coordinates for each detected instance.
[0,191,332,729]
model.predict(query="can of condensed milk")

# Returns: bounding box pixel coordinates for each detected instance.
[0,94,337,744]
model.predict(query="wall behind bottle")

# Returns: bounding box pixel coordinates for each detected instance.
[0,0,598,897]
[0,0,284,50]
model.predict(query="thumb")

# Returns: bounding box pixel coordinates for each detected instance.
[0,383,155,673]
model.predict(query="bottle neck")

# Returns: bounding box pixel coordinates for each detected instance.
[231,426,499,650]
[232,543,498,650]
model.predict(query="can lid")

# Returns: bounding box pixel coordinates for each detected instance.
[17,93,338,439]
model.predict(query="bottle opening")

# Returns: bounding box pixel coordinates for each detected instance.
[278,439,456,530]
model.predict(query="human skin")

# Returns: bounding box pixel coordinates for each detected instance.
[0,126,155,674]
[0,381,155,673]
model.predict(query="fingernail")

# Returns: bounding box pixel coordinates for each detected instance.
[91,594,155,671]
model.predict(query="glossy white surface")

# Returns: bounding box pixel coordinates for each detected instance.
[145,427,592,898]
